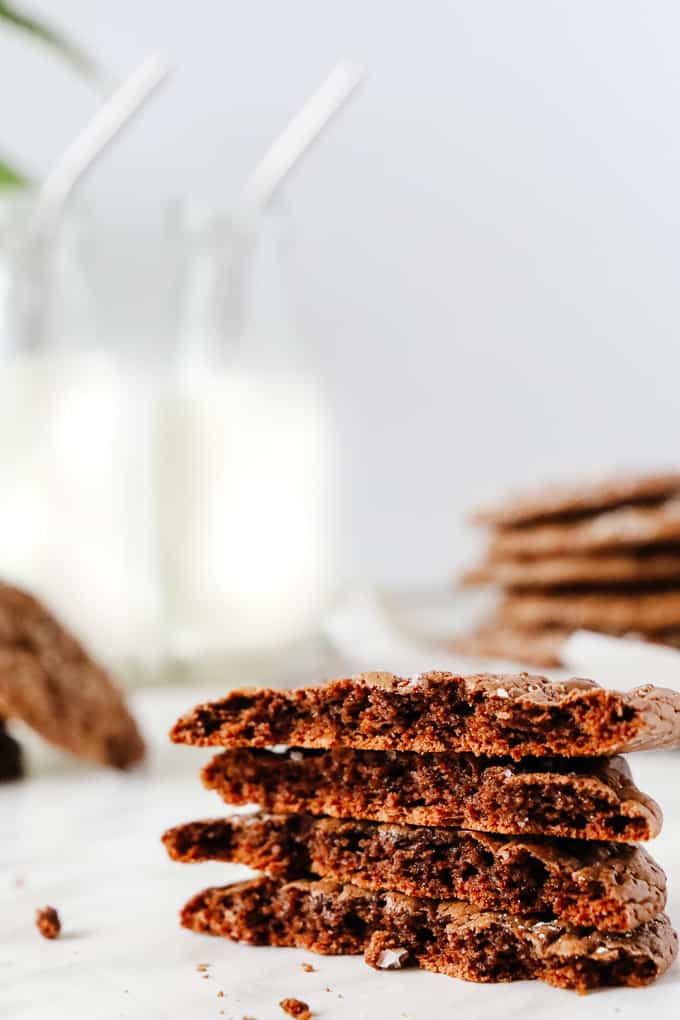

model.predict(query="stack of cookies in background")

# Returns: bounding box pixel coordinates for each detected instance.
[456,473,680,667]
[164,671,679,993]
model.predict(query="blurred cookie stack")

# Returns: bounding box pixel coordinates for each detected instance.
[456,473,680,667]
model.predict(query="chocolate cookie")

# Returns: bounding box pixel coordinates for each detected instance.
[201,749,661,842]
[463,550,680,590]
[170,672,680,758]
[488,502,680,560]
[163,812,667,931]
[0,583,144,769]
[451,626,570,667]
[181,876,678,992]
[452,623,680,668]
[500,590,680,634]
[473,473,680,528]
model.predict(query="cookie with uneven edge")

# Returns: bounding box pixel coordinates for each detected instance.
[500,590,680,634]
[473,472,680,528]
[180,876,678,993]
[451,623,680,669]
[451,626,570,667]
[170,671,680,758]
[201,748,662,842]
[463,550,680,590]
[488,501,680,560]
[163,812,667,931]
[0,583,144,769]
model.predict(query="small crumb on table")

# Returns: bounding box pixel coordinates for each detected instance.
[300,962,315,973]
[279,997,312,1020]
[35,906,61,940]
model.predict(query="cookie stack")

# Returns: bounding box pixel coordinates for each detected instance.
[164,671,679,993]
[456,473,680,667]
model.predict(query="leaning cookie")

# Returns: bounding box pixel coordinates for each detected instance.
[0,583,144,769]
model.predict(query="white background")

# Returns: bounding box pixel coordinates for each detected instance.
[3,0,680,586]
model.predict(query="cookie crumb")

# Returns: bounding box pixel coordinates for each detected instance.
[196,963,210,973]
[279,998,311,1020]
[217,989,225,997]
[35,906,60,940]
[300,963,315,973]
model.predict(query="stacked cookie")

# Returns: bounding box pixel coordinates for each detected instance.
[457,472,680,667]
[164,671,679,993]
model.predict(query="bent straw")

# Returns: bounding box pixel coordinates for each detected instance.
[244,59,364,208]
[19,52,172,349]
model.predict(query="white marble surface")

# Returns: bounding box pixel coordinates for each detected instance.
[3,685,680,1020]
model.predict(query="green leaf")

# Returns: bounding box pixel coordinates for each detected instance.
[0,1,105,85]
[0,158,29,188]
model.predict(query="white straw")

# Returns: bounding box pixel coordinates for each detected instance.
[34,52,172,225]
[18,52,171,350]
[244,59,364,208]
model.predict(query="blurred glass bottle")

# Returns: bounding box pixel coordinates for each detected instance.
[158,202,334,680]
[0,193,160,680]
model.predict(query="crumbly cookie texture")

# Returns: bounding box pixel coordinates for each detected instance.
[0,583,144,769]
[170,671,680,758]
[463,551,680,590]
[201,748,662,843]
[488,502,680,560]
[181,876,678,993]
[163,812,667,931]
[472,472,680,528]
[500,590,680,634]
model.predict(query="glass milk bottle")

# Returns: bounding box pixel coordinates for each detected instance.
[0,194,161,681]
[158,204,334,680]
